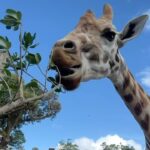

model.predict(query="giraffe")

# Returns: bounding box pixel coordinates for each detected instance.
[51,4,150,149]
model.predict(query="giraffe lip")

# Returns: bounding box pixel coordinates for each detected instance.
[55,64,82,90]
[59,64,81,77]
[59,67,74,76]
[72,64,81,69]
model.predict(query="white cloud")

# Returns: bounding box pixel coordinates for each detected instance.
[73,135,143,150]
[139,67,150,88]
[145,9,150,30]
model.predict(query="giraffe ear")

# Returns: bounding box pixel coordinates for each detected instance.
[120,15,149,43]
[103,4,113,20]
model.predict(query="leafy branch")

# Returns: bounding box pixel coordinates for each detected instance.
[0,8,62,149]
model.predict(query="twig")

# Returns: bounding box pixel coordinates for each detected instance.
[37,63,59,89]
[48,50,62,85]
[44,63,49,92]
[22,69,46,88]
[36,64,45,77]
[18,23,24,99]
[36,64,49,91]
[44,52,54,92]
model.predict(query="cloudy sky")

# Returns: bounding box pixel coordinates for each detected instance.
[0,0,150,150]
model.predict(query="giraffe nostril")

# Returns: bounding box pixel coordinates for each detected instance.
[63,41,76,50]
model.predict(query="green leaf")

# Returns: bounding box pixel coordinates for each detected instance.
[0,19,16,27]
[35,53,41,64]
[51,84,62,93]
[16,61,26,70]
[6,9,17,16]
[3,68,11,76]
[17,11,22,20]
[0,36,11,50]
[26,32,32,44]
[55,87,62,93]
[30,43,39,48]
[0,45,5,49]
[22,32,37,49]
[11,52,20,61]
[5,36,11,48]
[6,9,21,20]
[49,77,62,92]
[13,25,19,31]
[0,9,21,31]
[25,79,39,89]
[6,26,11,29]
[48,77,57,84]
[32,33,36,41]
[25,53,41,64]
[25,53,35,64]
[49,60,56,70]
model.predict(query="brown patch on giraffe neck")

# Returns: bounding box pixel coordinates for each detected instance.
[141,114,149,131]
[113,68,150,135]
[114,70,134,96]
[134,103,142,116]
[139,89,149,107]
[121,71,149,107]
[123,94,133,103]
[123,75,130,90]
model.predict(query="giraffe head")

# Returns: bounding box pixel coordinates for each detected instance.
[52,4,148,90]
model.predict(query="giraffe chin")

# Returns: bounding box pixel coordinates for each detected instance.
[56,74,82,91]
[61,76,82,90]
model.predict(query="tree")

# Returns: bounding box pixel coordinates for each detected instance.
[0,9,61,149]
[58,139,79,150]
[101,142,135,150]
[32,147,39,150]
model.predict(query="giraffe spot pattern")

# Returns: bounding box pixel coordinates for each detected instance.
[88,53,100,62]
[114,85,119,91]
[138,84,144,93]
[146,142,150,150]
[114,66,119,71]
[103,54,109,63]
[146,136,150,150]
[115,54,119,62]
[132,86,136,95]
[140,114,149,131]
[134,103,142,116]
[123,76,130,90]
[109,60,115,69]
[129,71,135,80]
[123,94,133,103]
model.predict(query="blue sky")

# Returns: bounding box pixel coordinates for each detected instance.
[0,0,150,149]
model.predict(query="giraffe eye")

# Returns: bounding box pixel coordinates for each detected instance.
[102,29,116,42]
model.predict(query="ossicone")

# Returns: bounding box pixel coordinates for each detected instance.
[103,4,113,21]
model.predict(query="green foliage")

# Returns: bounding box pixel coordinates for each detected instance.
[0,36,11,50]
[32,147,39,150]
[25,53,41,65]
[0,9,21,30]
[9,129,25,148]
[0,8,61,149]
[59,139,79,150]
[0,74,20,106]
[101,142,135,150]
[22,32,38,50]
[3,68,11,76]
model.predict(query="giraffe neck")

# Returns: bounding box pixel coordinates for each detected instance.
[109,61,150,149]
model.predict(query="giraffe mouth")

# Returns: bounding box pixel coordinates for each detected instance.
[59,64,82,77]
[56,64,82,90]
